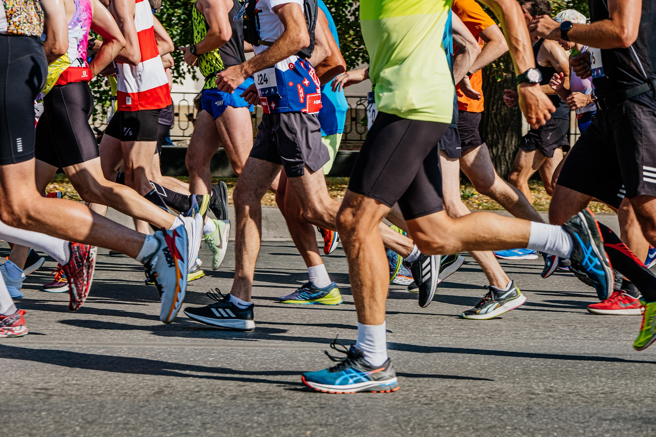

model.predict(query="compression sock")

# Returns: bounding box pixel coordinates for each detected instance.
[598,223,656,302]
[308,264,331,288]
[144,189,170,213]
[0,220,70,265]
[135,235,159,263]
[620,279,640,298]
[356,322,388,367]
[229,294,251,309]
[150,181,192,213]
[405,245,421,262]
[0,282,16,316]
[527,222,573,259]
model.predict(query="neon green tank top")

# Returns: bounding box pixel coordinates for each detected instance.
[193,5,225,89]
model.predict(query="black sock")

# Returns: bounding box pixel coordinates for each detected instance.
[620,279,640,298]
[116,171,125,185]
[598,223,656,302]
[151,182,192,213]
[144,189,170,213]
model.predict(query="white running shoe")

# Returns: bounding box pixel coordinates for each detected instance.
[1,263,25,299]
[204,219,230,270]
[181,212,203,274]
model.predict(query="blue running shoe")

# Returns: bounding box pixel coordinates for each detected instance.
[302,341,399,394]
[563,209,614,300]
[646,247,656,269]
[387,249,402,284]
[279,281,342,305]
[541,253,558,278]
[494,249,538,260]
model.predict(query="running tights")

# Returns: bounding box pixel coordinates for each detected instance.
[0,220,69,265]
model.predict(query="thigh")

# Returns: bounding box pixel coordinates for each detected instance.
[234,157,282,203]
[120,109,161,143]
[512,148,546,178]
[98,131,124,179]
[215,105,254,166]
[321,133,342,175]
[34,159,58,193]
[34,110,59,167]
[286,165,331,208]
[460,144,496,188]
[188,111,221,161]
[539,147,563,185]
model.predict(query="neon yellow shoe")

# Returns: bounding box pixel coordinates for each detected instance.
[279,281,342,305]
[634,301,656,351]
[188,264,205,282]
[203,219,230,270]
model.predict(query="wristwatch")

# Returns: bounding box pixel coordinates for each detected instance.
[516,68,542,86]
[560,20,573,42]
[189,44,197,56]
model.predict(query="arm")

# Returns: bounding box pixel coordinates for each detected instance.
[153,16,174,56]
[89,0,126,77]
[308,9,331,68]
[161,53,174,69]
[529,0,641,49]
[216,2,309,92]
[311,9,346,84]
[549,71,570,100]
[40,0,68,64]
[110,0,140,65]
[538,39,569,96]
[331,68,368,92]
[180,0,231,66]
[467,24,508,74]
[452,13,481,84]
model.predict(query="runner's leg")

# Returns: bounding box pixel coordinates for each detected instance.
[507,148,547,204]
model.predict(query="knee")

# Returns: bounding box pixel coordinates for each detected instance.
[76,182,111,204]
[0,208,26,229]
[231,163,244,178]
[507,171,521,187]
[233,183,258,209]
[336,205,358,238]
[544,182,555,197]
[414,235,450,256]
[471,175,496,197]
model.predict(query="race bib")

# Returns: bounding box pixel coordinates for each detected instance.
[589,47,604,79]
[367,91,378,131]
[254,68,278,98]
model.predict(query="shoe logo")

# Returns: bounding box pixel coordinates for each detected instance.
[422,258,431,282]
[619,301,638,307]
[573,233,604,275]
[335,368,371,385]
[211,307,236,318]
[162,246,175,268]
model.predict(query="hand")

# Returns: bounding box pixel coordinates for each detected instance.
[528,14,560,40]
[549,72,564,92]
[99,63,116,77]
[566,92,592,110]
[216,65,248,93]
[458,76,482,100]
[331,68,368,92]
[503,89,518,107]
[517,83,556,129]
[240,83,260,106]
[179,46,198,67]
[571,52,592,79]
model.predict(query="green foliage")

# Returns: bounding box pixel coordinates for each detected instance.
[323,0,368,70]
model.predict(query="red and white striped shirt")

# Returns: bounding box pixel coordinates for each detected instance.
[116,0,171,111]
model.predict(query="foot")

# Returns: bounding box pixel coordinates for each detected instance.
[562,208,614,300]
[187,262,205,282]
[587,290,642,315]
[319,228,340,255]
[43,265,68,293]
[460,281,526,320]
[646,246,656,269]
[209,181,229,221]
[494,249,538,260]
[404,254,440,308]
[393,263,414,286]
[279,281,342,305]
[23,250,45,276]
[184,289,254,331]
[541,253,559,278]
[438,254,464,283]
[203,219,230,270]
[181,212,203,274]
[387,249,402,284]
[0,310,28,338]
[302,343,399,394]
[634,301,656,351]
[144,226,189,324]
[0,263,25,299]
[61,243,97,312]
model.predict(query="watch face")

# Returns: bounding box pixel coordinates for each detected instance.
[527,69,541,83]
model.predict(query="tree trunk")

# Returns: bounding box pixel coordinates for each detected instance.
[480,68,522,179]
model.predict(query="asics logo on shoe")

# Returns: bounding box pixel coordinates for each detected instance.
[163,246,175,268]
[574,234,604,275]
[334,368,372,385]
[211,308,236,318]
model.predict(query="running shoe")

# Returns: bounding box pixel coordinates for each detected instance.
[204,218,230,270]
[393,263,414,286]
[184,289,254,331]
[209,181,229,221]
[587,290,642,315]
[494,249,538,260]
[61,243,97,312]
[181,212,203,274]
[144,226,189,324]
[302,341,399,394]
[562,209,614,301]
[634,301,656,351]
[461,281,526,320]
[0,263,25,299]
[46,191,63,199]
[188,263,205,282]
[387,249,402,284]
[438,254,464,283]
[319,228,340,255]
[404,254,441,308]
[541,253,559,278]
[646,246,656,269]
[279,281,342,305]
[43,265,68,293]
[23,250,45,276]
[109,250,126,257]
[0,310,28,338]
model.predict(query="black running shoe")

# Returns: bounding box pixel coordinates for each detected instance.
[562,208,614,300]
[184,289,254,331]
[461,281,526,320]
[23,249,45,276]
[210,181,229,221]
[438,254,464,283]
[404,254,440,308]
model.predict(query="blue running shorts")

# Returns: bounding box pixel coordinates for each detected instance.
[201,77,254,120]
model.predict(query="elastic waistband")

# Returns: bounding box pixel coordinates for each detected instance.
[596,79,656,111]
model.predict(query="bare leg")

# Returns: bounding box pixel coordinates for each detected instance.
[121,140,157,196]
[549,184,593,225]
[507,148,547,204]
[538,148,564,197]
[619,198,649,262]
[629,196,656,249]
[8,245,31,270]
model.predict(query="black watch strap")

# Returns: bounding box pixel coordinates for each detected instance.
[190,44,197,56]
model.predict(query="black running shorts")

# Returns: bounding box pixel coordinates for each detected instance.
[557,92,656,209]
[35,82,99,168]
[348,112,449,220]
[0,35,47,165]
[104,109,162,142]
[439,127,462,159]
[457,110,485,151]
[519,116,569,158]
[250,112,329,178]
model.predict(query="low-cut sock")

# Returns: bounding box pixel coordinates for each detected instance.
[405,245,421,262]
[527,222,573,259]
[229,293,251,309]
[135,235,159,263]
[203,218,216,236]
[598,223,656,302]
[308,264,331,288]
[144,189,170,213]
[4,260,23,280]
[0,220,70,265]
[0,275,16,316]
[356,322,388,367]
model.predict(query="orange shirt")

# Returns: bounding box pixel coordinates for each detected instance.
[452,0,496,113]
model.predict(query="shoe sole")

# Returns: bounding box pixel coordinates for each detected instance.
[211,221,231,270]
[494,254,538,260]
[0,326,29,338]
[587,307,642,315]
[324,233,340,256]
[541,257,559,279]
[301,376,399,394]
[160,229,189,324]
[188,270,205,282]
[419,255,440,308]
[389,253,402,284]
[184,310,255,331]
[392,276,414,286]
[461,294,527,320]
[438,255,464,283]
[185,214,203,274]
[24,257,45,276]
[279,298,343,305]
[43,284,68,293]
[69,246,97,312]
[634,334,656,351]
[579,210,614,300]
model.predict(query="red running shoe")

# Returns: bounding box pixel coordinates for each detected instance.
[587,291,642,315]
[0,309,28,338]
[319,228,340,255]
[61,243,97,311]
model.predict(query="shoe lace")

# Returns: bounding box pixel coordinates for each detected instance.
[476,287,495,308]
[206,288,230,304]
[52,265,65,282]
[323,337,357,371]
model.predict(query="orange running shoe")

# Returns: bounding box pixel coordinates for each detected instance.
[318,228,340,255]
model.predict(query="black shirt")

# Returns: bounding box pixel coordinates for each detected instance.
[219,0,247,67]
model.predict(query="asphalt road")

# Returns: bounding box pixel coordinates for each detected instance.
[2,237,655,436]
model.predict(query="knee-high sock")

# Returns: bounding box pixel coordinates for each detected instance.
[0,275,16,316]
[598,223,656,302]
[0,220,69,265]
[116,172,191,213]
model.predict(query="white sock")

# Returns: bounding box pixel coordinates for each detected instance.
[356,322,388,367]
[0,274,16,316]
[4,260,24,280]
[308,264,331,288]
[135,235,159,263]
[405,245,421,262]
[527,222,573,259]
[229,293,251,309]
[203,218,216,235]
[0,220,70,265]
[170,217,184,230]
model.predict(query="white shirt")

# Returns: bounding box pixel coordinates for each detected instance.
[253,0,303,56]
